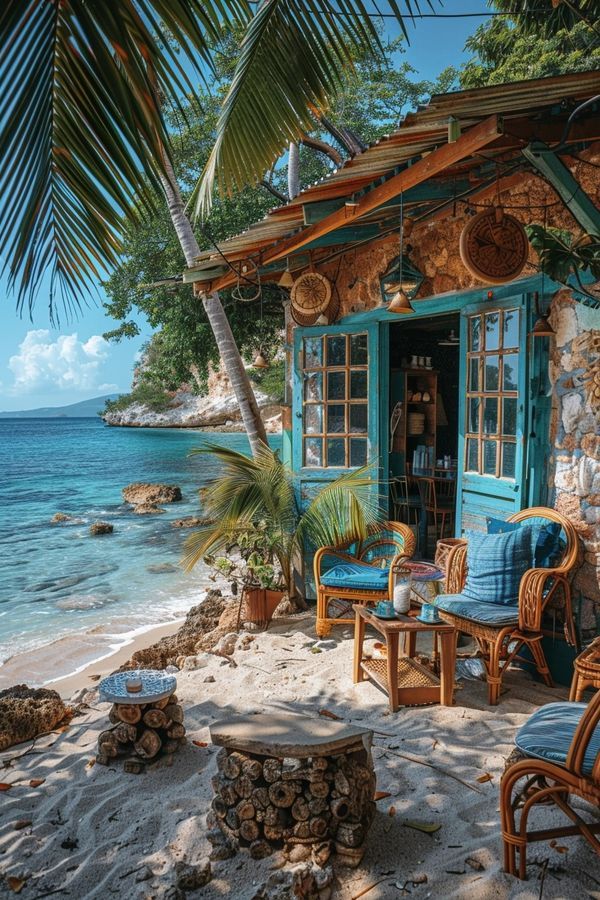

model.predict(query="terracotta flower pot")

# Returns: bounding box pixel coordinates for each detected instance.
[244,588,285,627]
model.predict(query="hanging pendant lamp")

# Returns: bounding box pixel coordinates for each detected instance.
[388,191,414,315]
[278,257,294,288]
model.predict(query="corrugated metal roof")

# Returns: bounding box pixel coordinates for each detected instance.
[188,69,600,281]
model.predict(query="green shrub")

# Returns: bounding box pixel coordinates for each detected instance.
[103,381,172,414]
[250,359,285,403]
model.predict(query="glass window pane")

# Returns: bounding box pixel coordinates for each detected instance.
[466,438,479,472]
[349,404,368,434]
[304,404,323,434]
[304,337,322,368]
[304,438,323,467]
[350,333,368,365]
[327,335,346,367]
[327,371,346,400]
[503,309,519,349]
[483,441,497,475]
[468,397,480,433]
[327,438,346,467]
[502,442,516,479]
[469,357,480,391]
[350,370,367,399]
[326,404,345,434]
[503,353,518,391]
[304,372,322,402]
[485,355,499,392]
[483,398,498,435]
[485,312,500,351]
[350,439,367,468]
[502,398,517,435]
[470,316,481,351]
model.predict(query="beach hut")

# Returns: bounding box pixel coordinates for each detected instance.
[186,70,600,678]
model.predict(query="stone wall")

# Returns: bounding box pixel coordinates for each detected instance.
[311,150,600,620]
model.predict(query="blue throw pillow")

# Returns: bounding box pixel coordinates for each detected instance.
[487,516,563,569]
[463,525,534,605]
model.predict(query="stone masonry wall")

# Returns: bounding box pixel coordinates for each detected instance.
[312,149,600,617]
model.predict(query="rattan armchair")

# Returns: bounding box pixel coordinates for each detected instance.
[438,507,579,705]
[314,522,416,638]
[501,689,600,879]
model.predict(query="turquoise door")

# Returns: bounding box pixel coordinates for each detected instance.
[292,323,385,595]
[456,296,530,532]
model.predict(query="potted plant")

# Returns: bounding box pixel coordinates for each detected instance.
[182,442,382,613]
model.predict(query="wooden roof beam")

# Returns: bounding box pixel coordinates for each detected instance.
[197,114,504,295]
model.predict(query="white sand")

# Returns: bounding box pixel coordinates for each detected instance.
[1,616,598,899]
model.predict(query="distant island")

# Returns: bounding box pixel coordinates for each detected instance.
[0,394,119,419]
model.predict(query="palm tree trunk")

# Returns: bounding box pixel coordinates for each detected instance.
[158,155,268,456]
[288,142,300,199]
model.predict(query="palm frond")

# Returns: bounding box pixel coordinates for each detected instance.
[294,464,381,552]
[0,0,249,318]
[193,0,429,216]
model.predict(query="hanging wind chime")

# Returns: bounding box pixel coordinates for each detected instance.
[388,191,415,314]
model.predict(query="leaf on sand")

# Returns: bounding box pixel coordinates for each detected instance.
[402,820,441,834]
[192,740,208,748]
[549,839,568,853]
[86,758,95,769]
[388,806,396,817]
[318,709,341,721]
[14,820,32,831]
[29,779,45,788]
[374,791,391,801]
[7,877,26,893]
[476,773,493,783]
[0,783,13,791]
[465,857,485,871]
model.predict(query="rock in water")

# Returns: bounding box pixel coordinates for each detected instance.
[51,512,73,523]
[133,504,166,516]
[171,516,212,529]
[0,685,68,751]
[89,522,113,536]
[122,483,182,506]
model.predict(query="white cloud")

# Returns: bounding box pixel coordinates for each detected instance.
[8,329,116,395]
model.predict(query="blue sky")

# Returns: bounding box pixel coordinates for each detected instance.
[0,0,491,412]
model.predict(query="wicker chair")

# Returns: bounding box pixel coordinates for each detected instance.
[501,689,600,879]
[436,507,579,705]
[570,636,600,701]
[314,522,416,638]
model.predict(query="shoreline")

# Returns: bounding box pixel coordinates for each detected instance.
[0,617,185,698]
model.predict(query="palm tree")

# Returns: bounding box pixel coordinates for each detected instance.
[181,442,383,607]
[0,1,420,453]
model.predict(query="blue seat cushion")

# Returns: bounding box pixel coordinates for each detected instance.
[320,561,389,592]
[463,525,534,605]
[487,517,564,569]
[515,701,600,776]
[436,594,519,626]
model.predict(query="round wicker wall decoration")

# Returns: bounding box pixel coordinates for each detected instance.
[290,272,331,315]
[459,207,529,285]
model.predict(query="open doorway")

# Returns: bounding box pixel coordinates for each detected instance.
[388,314,460,555]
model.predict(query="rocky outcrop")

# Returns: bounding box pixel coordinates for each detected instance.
[0,685,68,751]
[121,590,229,670]
[89,522,113,536]
[123,483,182,506]
[171,516,213,529]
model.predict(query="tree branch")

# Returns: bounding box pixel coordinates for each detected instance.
[259,179,288,203]
[319,116,367,156]
[300,134,343,166]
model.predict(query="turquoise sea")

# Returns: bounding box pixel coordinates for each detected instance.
[0,418,281,683]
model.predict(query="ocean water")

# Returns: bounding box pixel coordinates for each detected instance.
[0,418,281,679]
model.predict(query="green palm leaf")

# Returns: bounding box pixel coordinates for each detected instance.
[193,0,430,216]
[0,0,249,317]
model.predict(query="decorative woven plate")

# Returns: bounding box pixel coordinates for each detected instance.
[99,669,177,705]
[290,283,339,327]
[404,561,444,582]
[291,272,331,315]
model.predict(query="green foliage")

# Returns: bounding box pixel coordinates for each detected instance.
[182,442,382,599]
[103,381,172,414]
[249,360,286,403]
[526,225,600,298]
[460,5,600,88]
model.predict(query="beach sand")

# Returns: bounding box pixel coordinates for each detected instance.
[1,615,598,899]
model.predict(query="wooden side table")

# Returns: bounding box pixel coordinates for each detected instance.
[353,606,456,712]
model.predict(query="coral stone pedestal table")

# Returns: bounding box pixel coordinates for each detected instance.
[207,711,375,867]
[353,606,456,712]
[97,669,184,772]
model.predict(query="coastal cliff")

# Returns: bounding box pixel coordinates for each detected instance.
[102,365,282,432]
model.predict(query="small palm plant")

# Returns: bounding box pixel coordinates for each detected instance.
[182,441,382,606]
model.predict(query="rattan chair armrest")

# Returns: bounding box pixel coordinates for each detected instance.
[313,547,357,581]
[518,566,574,641]
[445,542,467,594]
[566,689,600,778]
